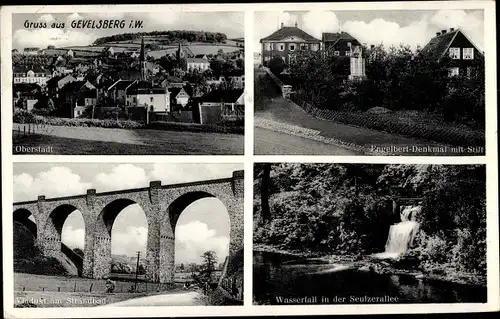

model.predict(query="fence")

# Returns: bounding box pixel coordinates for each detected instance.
[15,275,176,294]
[13,122,50,138]
[289,94,485,147]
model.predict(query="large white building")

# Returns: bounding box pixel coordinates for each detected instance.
[13,67,52,86]
[186,58,210,72]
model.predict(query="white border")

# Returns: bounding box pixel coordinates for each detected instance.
[1,1,499,317]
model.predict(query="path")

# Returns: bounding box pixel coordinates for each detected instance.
[254,69,449,155]
[103,291,206,307]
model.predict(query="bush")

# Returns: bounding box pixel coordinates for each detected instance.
[13,108,37,124]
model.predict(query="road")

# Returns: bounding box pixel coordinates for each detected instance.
[255,127,359,155]
[103,291,206,307]
[254,68,449,155]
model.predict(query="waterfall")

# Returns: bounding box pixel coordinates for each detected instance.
[372,205,421,259]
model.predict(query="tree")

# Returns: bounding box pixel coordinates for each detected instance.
[261,164,271,223]
[210,60,224,78]
[268,56,285,75]
[179,263,185,272]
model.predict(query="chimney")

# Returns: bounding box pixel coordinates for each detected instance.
[441,29,447,34]
[436,32,441,36]
[280,22,284,28]
[450,28,455,32]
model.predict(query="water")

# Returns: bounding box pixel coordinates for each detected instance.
[373,206,421,260]
[253,251,487,305]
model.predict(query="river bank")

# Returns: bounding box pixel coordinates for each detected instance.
[254,244,486,287]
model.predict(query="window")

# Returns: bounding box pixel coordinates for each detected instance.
[278,43,285,51]
[264,43,271,51]
[289,43,296,51]
[264,56,270,61]
[449,47,460,59]
[345,51,351,57]
[448,67,460,77]
[311,43,318,51]
[334,51,340,56]
[463,48,474,60]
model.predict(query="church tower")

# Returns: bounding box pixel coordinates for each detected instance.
[139,37,147,81]
[176,42,184,61]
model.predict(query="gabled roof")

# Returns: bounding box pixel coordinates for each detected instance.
[260,26,320,43]
[322,32,358,44]
[418,29,459,61]
[201,88,244,103]
[108,79,135,91]
[418,28,483,61]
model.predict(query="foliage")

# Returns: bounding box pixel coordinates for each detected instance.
[192,251,218,294]
[268,56,285,75]
[93,30,227,46]
[13,112,145,129]
[289,44,485,128]
[254,164,486,276]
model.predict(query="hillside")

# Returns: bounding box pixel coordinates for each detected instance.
[93,30,228,46]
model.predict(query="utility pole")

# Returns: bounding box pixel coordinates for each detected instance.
[134,251,140,292]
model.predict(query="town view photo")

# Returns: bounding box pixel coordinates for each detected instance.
[253,163,487,304]
[13,163,244,307]
[254,10,486,156]
[12,12,245,155]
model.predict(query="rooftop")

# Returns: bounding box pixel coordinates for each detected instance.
[260,26,321,43]
[201,88,244,103]
[419,28,460,61]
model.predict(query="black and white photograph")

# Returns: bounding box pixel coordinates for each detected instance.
[11,12,245,155]
[254,10,486,155]
[254,163,487,304]
[12,163,244,307]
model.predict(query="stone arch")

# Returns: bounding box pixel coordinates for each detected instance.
[93,198,148,279]
[159,191,229,283]
[42,204,86,276]
[13,208,38,259]
[13,208,37,238]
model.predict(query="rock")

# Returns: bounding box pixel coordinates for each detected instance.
[366,107,392,114]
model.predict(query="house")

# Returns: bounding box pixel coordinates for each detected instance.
[23,47,41,55]
[322,31,361,56]
[161,75,186,89]
[186,58,210,72]
[226,69,245,89]
[107,79,135,105]
[13,66,52,86]
[260,22,321,65]
[198,88,244,124]
[46,74,77,97]
[207,76,226,87]
[169,87,190,108]
[199,88,244,110]
[125,80,170,113]
[418,28,484,77]
[13,83,41,111]
[58,80,97,118]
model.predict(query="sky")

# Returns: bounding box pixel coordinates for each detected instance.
[12,12,244,51]
[254,9,484,52]
[13,163,243,264]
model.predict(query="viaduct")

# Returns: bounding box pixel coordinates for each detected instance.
[13,171,244,286]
